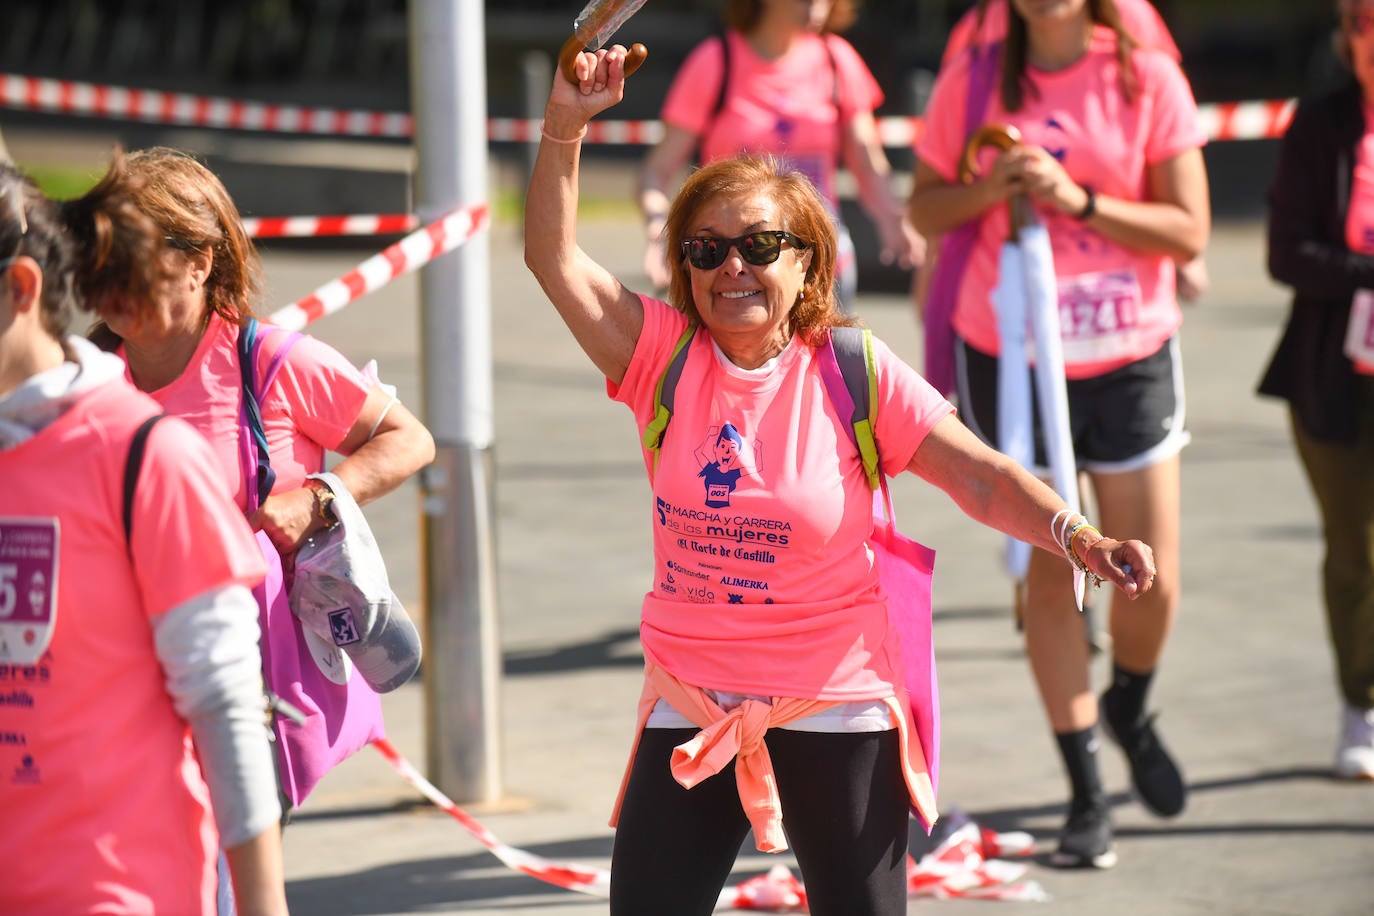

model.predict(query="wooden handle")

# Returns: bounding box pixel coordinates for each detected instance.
[558,37,648,84]
[957,123,1021,184]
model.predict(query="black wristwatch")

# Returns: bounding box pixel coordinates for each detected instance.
[1073,187,1097,221]
[310,482,339,529]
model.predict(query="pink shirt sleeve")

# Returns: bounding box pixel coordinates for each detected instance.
[130,416,266,617]
[660,37,727,134]
[1136,49,1207,163]
[256,329,373,493]
[608,295,691,441]
[913,54,973,182]
[870,337,956,477]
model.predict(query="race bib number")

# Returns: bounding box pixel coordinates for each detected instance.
[1057,269,1145,365]
[1344,289,1374,375]
[0,519,60,666]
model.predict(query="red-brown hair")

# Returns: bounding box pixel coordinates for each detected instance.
[663,155,857,343]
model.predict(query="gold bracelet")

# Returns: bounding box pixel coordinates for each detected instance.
[1069,524,1103,586]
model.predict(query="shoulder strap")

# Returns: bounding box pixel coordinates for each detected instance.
[711,31,731,123]
[964,40,1002,139]
[642,324,698,472]
[694,31,732,165]
[821,33,841,112]
[237,317,306,510]
[820,33,845,157]
[819,326,881,490]
[122,413,165,545]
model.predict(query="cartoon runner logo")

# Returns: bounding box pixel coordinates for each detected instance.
[695,423,760,508]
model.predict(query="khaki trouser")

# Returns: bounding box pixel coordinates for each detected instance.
[1291,385,1374,709]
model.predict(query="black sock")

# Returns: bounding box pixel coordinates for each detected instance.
[1103,663,1155,725]
[1055,727,1105,812]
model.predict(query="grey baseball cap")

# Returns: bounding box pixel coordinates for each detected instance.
[289,472,421,693]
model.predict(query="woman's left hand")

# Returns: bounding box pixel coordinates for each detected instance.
[877,213,927,272]
[1083,537,1156,599]
[250,487,322,556]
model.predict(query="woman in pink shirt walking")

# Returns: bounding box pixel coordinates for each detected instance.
[637,0,922,308]
[909,0,1210,868]
[87,147,435,912]
[0,164,287,914]
[528,45,1157,915]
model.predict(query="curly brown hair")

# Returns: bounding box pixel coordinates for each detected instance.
[115,147,262,326]
[662,155,857,345]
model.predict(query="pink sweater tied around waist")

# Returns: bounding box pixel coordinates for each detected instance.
[611,663,937,853]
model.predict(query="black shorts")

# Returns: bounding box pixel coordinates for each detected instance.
[954,336,1190,474]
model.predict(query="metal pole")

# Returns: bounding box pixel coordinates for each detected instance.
[408,0,502,803]
[521,51,552,199]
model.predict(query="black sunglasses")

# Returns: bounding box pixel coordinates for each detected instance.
[680,231,807,270]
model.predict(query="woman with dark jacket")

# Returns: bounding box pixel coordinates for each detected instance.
[1259,0,1374,781]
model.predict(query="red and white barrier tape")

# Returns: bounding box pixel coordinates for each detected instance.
[373,740,1047,909]
[242,213,418,239]
[371,739,612,897]
[1195,97,1296,145]
[0,72,1296,144]
[0,73,413,138]
[266,202,487,330]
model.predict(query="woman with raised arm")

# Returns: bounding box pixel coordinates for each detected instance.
[527,46,1157,914]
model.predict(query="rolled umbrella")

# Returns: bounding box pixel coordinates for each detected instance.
[960,125,1085,608]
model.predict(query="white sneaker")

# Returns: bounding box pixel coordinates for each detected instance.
[1335,704,1374,781]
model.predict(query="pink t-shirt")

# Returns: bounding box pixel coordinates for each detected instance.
[132,313,372,509]
[1345,112,1374,255]
[0,380,265,914]
[940,0,1180,70]
[661,30,882,209]
[610,296,954,700]
[917,27,1206,377]
[1345,108,1374,374]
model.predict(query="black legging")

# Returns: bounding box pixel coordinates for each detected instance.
[609,727,910,916]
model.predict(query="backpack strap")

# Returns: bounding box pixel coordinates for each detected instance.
[645,323,881,490]
[122,413,165,545]
[237,317,305,512]
[642,324,698,472]
[964,41,1002,141]
[694,31,732,165]
[818,326,881,490]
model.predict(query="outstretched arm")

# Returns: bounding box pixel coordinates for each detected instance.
[524,46,645,384]
[908,415,1156,597]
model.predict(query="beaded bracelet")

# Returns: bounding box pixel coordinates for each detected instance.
[1049,509,1103,587]
[539,121,587,144]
